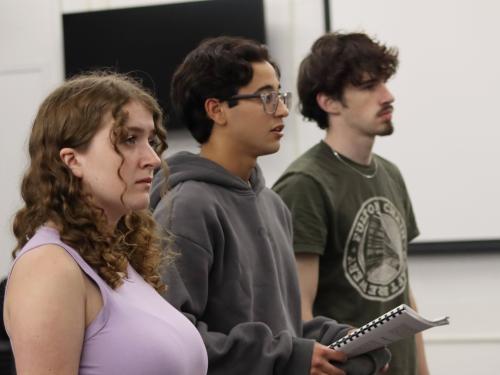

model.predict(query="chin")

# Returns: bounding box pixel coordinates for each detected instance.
[125,196,151,212]
[380,127,394,136]
[259,142,281,156]
[378,122,394,136]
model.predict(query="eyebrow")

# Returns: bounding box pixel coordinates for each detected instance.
[126,125,156,137]
[253,84,281,94]
[359,77,379,85]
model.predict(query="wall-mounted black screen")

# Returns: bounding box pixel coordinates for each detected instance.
[63,0,266,129]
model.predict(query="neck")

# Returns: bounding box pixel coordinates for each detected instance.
[101,211,121,229]
[200,140,256,181]
[324,125,375,166]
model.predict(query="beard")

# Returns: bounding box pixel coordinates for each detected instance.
[378,120,394,136]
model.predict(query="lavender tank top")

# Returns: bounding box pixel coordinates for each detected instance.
[8,226,208,375]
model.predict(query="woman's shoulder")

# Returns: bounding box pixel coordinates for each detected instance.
[5,243,87,321]
[14,243,84,279]
[9,242,86,292]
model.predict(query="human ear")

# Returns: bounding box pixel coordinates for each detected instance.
[204,98,227,126]
[59,148,83,178]
[316,93,342,115]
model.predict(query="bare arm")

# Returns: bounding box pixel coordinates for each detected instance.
[295,253,320,321]
[4,245,87,375]
[409,289,430,375]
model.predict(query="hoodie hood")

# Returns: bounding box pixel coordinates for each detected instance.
[150,151,266,210]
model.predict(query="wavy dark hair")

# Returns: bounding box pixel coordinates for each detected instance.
[170,36,279,143]
[12,72,169,292]
[298,32,399,129]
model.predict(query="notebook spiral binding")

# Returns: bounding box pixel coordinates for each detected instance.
[329,304,406,349]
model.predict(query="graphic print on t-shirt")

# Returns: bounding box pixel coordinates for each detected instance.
[343,197,408,301]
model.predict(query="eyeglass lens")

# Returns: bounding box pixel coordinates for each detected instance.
[263,92,291,114]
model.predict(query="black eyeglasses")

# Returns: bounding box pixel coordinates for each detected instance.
[222,91,292,114]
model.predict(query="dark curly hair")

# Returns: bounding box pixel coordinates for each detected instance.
[12,72,170,292]
[298,32,399,129]
[170,36,279,143]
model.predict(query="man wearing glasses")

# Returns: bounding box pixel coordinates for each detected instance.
[151,36,389,375]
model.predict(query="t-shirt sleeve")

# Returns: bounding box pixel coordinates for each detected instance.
[393,167,420,242]
[404,193,419,242]
[273,173,329,255]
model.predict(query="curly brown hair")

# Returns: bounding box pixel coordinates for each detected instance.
[298,32,399,129]
[12,72,169,292]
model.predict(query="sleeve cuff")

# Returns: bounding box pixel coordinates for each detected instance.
[284,337,315,375]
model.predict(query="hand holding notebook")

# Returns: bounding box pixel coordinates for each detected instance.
[329,304,449,357]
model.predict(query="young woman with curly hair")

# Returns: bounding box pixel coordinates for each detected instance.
[2,72,208,375]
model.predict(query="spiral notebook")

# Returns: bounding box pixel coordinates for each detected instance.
[329,304,449,357]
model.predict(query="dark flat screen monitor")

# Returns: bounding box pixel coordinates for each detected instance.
[63,0,266,129]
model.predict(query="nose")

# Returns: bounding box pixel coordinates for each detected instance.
[141,144,162,169]
[379,83,395,104]
[274,97,289,118]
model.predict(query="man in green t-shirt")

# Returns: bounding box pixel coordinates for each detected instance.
[273,32,429,375]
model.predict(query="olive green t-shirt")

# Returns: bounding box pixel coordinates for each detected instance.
[273,141,419,375]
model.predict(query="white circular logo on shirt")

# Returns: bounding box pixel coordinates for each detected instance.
[343,197,408,301]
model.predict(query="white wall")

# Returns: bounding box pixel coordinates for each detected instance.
[1,1,498,373]
[409,253,500,374]
[0,0,64,278]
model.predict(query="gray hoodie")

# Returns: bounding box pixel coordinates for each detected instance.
[151,152,389,375]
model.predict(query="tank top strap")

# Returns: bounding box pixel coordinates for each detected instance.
[13,226,106,286]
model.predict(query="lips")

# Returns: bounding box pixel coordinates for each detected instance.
[136,177,153,184]
[377,105,394,117]
[271,124,284,133]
